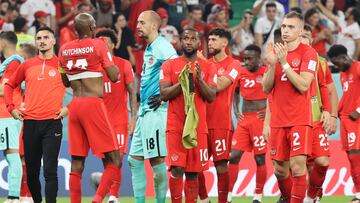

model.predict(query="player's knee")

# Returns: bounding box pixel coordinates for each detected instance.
[71,157,85,174]
[274,164,289,179]
[315,156,330,167]
[149,156,165,166]
[214,159,228,174]
[229,150,243,164]
[104,150,121,168]
[170,166,184,178]
[185,172,198,180]
[290,160,307,176]
[254,154,266,166]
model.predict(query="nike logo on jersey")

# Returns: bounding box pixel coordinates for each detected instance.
[216,151,225,156]
[293,147,301,151]
[258,146,266,151]
[202,162,208,167]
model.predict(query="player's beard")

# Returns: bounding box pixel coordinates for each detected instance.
[183,48,197,57]
[39,49,50,54]
[210,48,221,56]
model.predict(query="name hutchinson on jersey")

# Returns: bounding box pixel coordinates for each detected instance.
[62,46,94,56]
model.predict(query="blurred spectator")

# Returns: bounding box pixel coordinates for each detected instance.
[18,43,38,60]
[0,0,9,17]
[252,0,285,20]
[181,5,207,54]
[121,0,154,33]
[290,7,303,14]
[113,13,136,66]
[157,7,180,50]
[19,0,56,32]
[206,4,229,32]
[28,11,49,36]
[95,0,114,28]
[301,0,316,13]
[0,6,18,32]
[13,16,34,49]
[58,3,93,47]
[55,0,82,29]
[254,2,280,58]
[231,10,255,60]
[304,8,333,56]
[335,7,360,59]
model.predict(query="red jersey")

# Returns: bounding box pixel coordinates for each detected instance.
[310,57,331,112]
[268,43,317,127]
[103,56,135,127]
[160,56,217,133]
[0,60,22,118]
[338,61,360,117]
[238,66,267,100]
[207,56,241,130]
[4,56,65,120]
[58,38,114,76]
[312,26,327,56]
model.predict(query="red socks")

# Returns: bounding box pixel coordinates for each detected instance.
[198,171,208,200]
[307,164,328,198]
[217,172,229,203]
[169,175,183,203]
[109,168,122,198]
[278,174,292,202]
[349,154,360,192]
[228,163,239,192]
[20,164,31,197]
[69,172,82,203]
[184,179,199,203]
[291,175,307,203]
[93,164,120,203]
[255,164,267,195]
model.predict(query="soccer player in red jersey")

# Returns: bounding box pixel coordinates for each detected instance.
[301,24,339,203]
[196,28,241,203]
[227,44,268,203]
[58,13,121,203]
[262,12,318,203]
[327,44,360,203]
[160,28,217,203]
[94,29,137,202]
[4,27,66,203]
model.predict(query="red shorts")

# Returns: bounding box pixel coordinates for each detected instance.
[114,124,128,154]
[310,122,330,160]
[208,129,231,161]
[232,112,267,155]
[68,97,118,157]
[340,116,360,151]
[167,131,208,172]
[19,125,24,155]
[269,125,312,161]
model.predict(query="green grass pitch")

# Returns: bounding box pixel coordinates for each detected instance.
[1,196,351,202]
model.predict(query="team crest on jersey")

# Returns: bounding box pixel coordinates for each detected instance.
[171,154,179,161]
[291,58,300,67]
[256,75,263,83]
[218,68,225,75]
[48,69,57,77]
[348,73,354,82]
[270,148,276,155]
[148,57,154,65]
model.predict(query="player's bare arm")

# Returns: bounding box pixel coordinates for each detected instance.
[59,68,71,87]
[326,82,339,134]
[195,61,216,102]
[104,64,120,83]
[216,76,232,92]
[262,43,276,94]
[126,82,137,134]
[275,42,314,93]
[160,82,182,101]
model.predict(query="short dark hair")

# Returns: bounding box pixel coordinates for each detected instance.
[36,26,55,36]
[244,44,261,55]
[208,28,231,42]
[13,16,27,32]
[303,24,312,32]
[0,31,17,45]
[285,11,304,22]
[290,7,302,14]
[181,28,199,39]
[265,2,276,9]
[7,5,17,13]
[327,44,348,58]
[350,7,360,20]
[96,28,118,45]
[189,5,202,13]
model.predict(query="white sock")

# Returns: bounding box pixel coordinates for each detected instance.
[356,192,360,199]
[227,192,232,202]
[253,193,263,201]
[200,198,210,203]
[304,195,315,203]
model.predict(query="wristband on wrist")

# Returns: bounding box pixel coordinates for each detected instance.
[356,107,360,114]
[282,63,290,70]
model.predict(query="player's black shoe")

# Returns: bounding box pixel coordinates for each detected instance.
[276,196,287,203]
[351,197,360,203]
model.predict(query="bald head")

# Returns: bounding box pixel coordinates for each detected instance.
[141,10,161,29]
[75,13,96,38]
[136,10,162,42]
